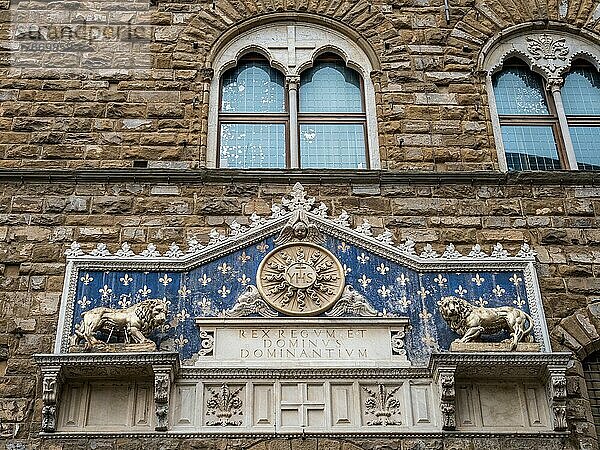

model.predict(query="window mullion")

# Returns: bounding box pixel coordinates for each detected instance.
[548,81,578,170]
[287,75,300,169]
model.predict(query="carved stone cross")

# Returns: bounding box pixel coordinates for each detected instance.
[267,24,316,68]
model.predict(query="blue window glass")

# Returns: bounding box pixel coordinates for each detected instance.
[562,66,600,115]
[300,61,363,113]
[493,67,550,115]
[501,125,561,171]
[569,126,600,170]
[219,123,286,168]
[300,124,366,169]
[221,61,285,113]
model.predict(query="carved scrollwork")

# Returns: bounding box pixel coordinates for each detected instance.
[198,330,215,357]
[153,368,172,431]
[221,285,278,318]
[41,367,61,433]
[325,285,378,317]
[439,371,456,431]
[549,372,568,431]
[526,34,569,71]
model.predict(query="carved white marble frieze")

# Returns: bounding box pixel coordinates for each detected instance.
[483,30,600,82]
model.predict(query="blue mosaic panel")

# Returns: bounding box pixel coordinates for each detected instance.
[72,236,532,365]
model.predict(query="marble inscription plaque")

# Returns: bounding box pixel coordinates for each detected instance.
[195,318,410,367]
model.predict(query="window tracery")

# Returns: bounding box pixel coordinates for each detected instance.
[481,29,600,171]
[207,20,380,169]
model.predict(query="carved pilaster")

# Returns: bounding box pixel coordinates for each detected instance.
[40,366,62,433]
[436,367,456,431]
[153,365,173,431]
[548,366,568,431]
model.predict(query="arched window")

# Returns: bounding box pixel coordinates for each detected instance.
[583,352,600,437]
[207,19,380,169]
[299,56,367,169]
[218,56,287,168]
[561,62,600,170]
[482,30,600,171]
[492,60,562,171]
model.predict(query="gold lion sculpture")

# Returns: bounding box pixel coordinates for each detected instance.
[437,296,534,350]
[72,298,168,351]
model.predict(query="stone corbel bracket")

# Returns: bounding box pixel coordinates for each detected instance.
[430,352,571,432]
[34,352,180,434]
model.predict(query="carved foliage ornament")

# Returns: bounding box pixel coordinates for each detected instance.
[363,384,402,426]
[206,384,243,426]
[526,34,569,71]
[257,242,345,316]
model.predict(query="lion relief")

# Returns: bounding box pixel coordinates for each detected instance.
[72,298,168,351]
[437,296,534,350]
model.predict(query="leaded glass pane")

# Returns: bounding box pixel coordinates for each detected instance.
[221,61,285,113]
[501,125,561,171]
[300,62,363,113]
[569,126,600,170]
[493,67,550,115]
[300,124,366,168]
[220,123,285,168]
[562,66,600,115]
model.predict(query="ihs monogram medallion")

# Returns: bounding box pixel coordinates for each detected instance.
[257,242,345,316]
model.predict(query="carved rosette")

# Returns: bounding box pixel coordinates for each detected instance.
[257,242,345,316]
[41,366,61,433]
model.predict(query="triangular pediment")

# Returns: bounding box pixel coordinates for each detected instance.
[59,183,549,367]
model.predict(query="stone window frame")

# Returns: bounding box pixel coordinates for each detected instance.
[479,25,600,171]
[205,17,381,169]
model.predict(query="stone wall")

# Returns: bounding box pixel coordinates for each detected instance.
[0,172,599,449]
[1,0,599,170]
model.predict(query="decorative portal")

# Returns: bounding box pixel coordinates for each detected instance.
[257,242,345,316]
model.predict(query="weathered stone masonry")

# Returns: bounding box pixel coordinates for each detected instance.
[1,0,600,448]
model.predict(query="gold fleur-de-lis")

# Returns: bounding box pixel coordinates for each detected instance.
[417,286,430,300]
[454,285,467,297]
[338,242,349,253]
[199,274,212,286]
[138,285,151,297]
[396,273,409,286]
[471,273,485,286]
[237,274,251,286]
[399,295,411,309]
[357,253,370,264]
[376,263,390,275]
[434,274,447,287]
[80,273,94,285]
[238,251,250,264]
[218,263,231,275]
[77,296,91,309]
[178,285,191,298]
[99,285,112,299]
[218,285,230,298]
[159,274,172,286]
[120,273,133,286]
[378,286,391,298]
[419,308,432,321]
[342,264,351,275]
[358,274,372,289]
[256,242,269,253]
[492,285,505,297]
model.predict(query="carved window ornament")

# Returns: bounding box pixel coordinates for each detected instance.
[480,28,600,171]
[205,18,381,169]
